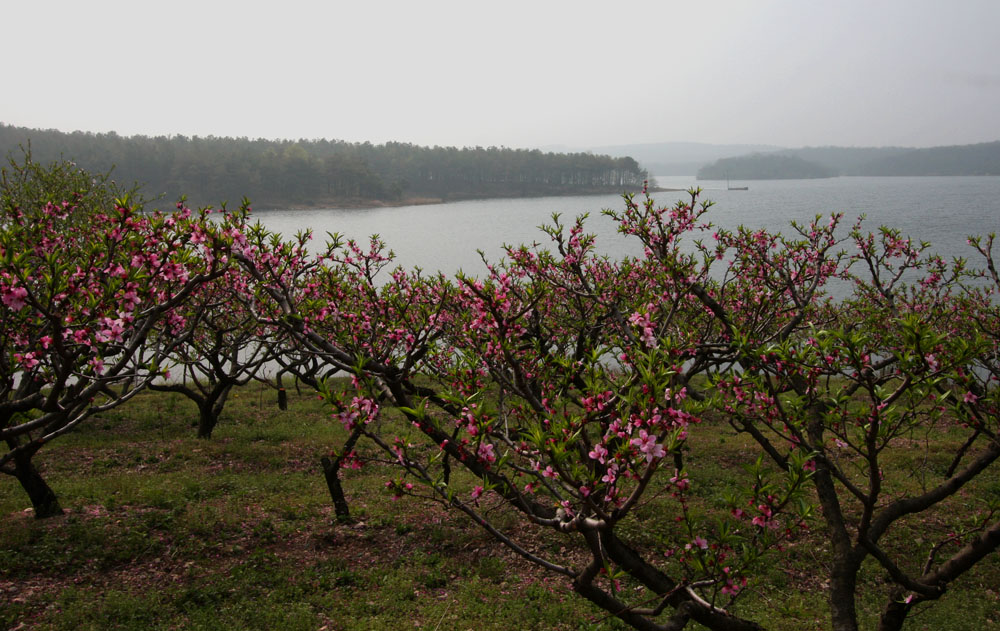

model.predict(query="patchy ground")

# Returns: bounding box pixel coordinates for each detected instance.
[2,388,998,630]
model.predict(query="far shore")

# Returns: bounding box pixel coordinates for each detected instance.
[253,186,687,211]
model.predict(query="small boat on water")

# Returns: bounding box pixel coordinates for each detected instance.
[726,175,748,191]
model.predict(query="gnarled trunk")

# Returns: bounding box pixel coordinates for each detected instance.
[320,425,364,520]
[320,456,351,518]
[877,588,911,631]
[196,384,232,439]
[6,440,63,518]
[806,417,862,631]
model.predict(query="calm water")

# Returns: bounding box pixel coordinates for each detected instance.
[252,176,1000,277]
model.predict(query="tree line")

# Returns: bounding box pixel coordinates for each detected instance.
[0,124,647,207]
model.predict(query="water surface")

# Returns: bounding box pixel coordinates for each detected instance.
[252,176,1000,276]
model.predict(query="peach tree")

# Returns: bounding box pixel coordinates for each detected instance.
[0,157,237,517]
[239,188,999,630]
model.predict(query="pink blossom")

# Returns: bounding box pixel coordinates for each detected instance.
[721,577,746,595]
[120,288,141,311]
[685,536,708,550]
[628,311,658,349]
[559,500,574,517]
[336,409,360,430]
[14,352,39,369]
[97,317,125,343]
[2,285,28,311]
[588,443,608,464]
[630,429,665,463]
[477,442,496,463]
[665,387,687,402]
[670,473,690,491]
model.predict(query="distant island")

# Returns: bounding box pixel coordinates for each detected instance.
[0,124,648,209]
[695,141,1000,180]
[558,141,784,176]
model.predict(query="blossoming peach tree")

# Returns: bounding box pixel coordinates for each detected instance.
[710,219,1000,631]
[242,185,1000,630]
[0,157,239,517]
[235,191,838,630]
[234,222,453,517]
[148,237,286,439]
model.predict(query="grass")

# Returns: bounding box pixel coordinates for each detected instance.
[0,386,611,631]
[1,384,999,630]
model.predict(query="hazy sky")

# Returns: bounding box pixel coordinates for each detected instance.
[4,0,999,150]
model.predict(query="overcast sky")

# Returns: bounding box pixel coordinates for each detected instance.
[4,0,999,150]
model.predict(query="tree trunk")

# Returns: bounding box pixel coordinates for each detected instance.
[828,551,861,631]
[197,384,232,439]
[877,588,911,631]
[320,426,364,520]
[196,402,217,439]
[5,437,63,518]
[276,372,288,410]
[806,413,861,631]
[320,456,351,519]
[12,454,63,519]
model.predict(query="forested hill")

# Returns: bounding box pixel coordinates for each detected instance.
[0,124,647,208]
[697,153,837,180]
[858,141,1000,176]
[697,141,1000,180]
[777,142,1000,176]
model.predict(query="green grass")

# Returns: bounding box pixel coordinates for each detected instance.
[1,385,998,630]
[0,387,615,631]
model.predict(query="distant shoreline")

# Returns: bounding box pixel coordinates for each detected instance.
[255,187,687,211]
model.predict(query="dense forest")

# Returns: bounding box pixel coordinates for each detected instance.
[697,141,1000,180]
[0,124,648,208]
[859,141,1000,175]
[697,153,837,180]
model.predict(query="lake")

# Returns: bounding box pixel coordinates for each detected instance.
[251,176,1000,277]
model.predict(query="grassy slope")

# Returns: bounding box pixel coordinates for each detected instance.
[1,386,998,630]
